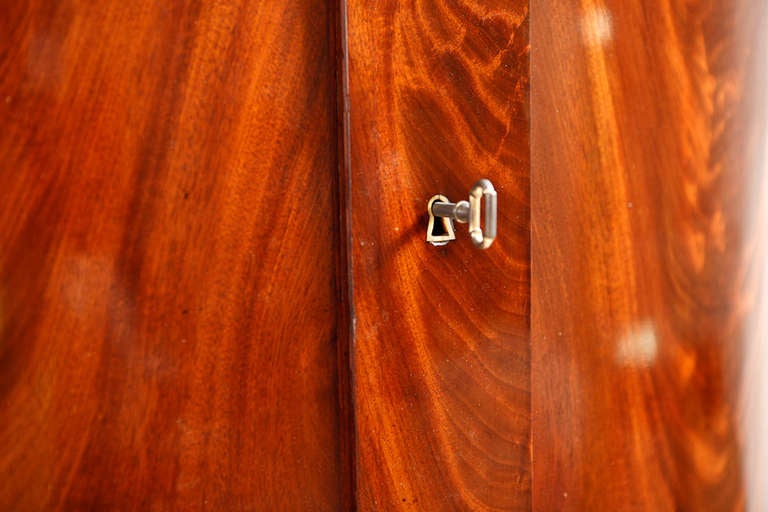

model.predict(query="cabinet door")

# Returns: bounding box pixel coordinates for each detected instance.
[344,1,531,509]
[0,2,344,509]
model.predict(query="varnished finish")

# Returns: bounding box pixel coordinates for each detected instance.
[0,1,343,509]
[345,1,530,509]
[532,1,768,510]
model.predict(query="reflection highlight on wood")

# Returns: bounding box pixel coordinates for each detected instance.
[531,0,768,510]
[345,0,530,509]
[0,1,342,509]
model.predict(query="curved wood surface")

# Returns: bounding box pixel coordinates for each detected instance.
[0,1,343,509]
[531,1,768,510]
[4,0,766,509]
[345,0,531,509]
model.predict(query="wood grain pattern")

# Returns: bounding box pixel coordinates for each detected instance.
[531,0,768,509]
[0,1,344,509]
[344,0,530,509]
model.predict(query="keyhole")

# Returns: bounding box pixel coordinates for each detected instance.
[426,195,456,246]
[430,215,449,237]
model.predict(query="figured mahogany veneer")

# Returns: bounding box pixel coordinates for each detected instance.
[2,0,766,509]
[344,1,531,509]
[0,1,343,509]
[531,1,768,510]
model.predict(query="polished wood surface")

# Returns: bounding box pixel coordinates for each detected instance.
[0,1,343,509]
[531,0,768,510]
[345,0,530,509]
[5,0,766,508]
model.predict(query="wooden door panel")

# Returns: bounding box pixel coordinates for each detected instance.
[0,1,342,509]
[531,0,768,510]
[344,1,530,509]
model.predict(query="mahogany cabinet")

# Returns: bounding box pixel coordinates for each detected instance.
[0,0,766,510]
